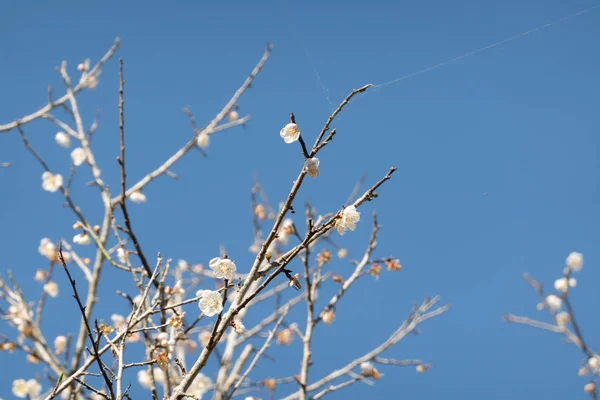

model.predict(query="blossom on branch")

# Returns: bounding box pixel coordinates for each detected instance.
[209,257,237,280]
[129,190,147,203]
[70,147,87,166]
[335,205,361,235]
[41,171,63,192]
[197,133,210,149]
[198,290,224,317]
[566,252,583,272]
[304,157,320,178]
[280,123,300,144]
[55,131,70,148]
[73,232,91,245]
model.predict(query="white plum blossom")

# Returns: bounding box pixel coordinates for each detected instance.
[189,373,212,397]
[129,190,147,203]
[73,232,91,245]
[280,123,300,143]
[70,147,87,166]
[304,157,320,178]
[554,277,577,293]
[589,356,600,374]
[566,252,583,272]
[360,362,375,376]
[116,247,127,263]
[39,238,57,260]
[555,311,570,327]
[41,171,63,192]
[178,259,190,271]
[54,335,68,355]
[277,218,295,244]
[55,132,70,148]
[545,294,562,312]
[12,379,28,398]
[12,379,41,398]
[554,278,568,293]
[198,290,223,317]
[111,314,126,330]
[44,281,59,297]
[209,257,237,280]
[197,133,210,149]
[335,205,361,235]
[138,370,153,389]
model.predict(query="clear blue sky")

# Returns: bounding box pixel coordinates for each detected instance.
[1,0,599,399]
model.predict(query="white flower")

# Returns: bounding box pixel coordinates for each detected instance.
[589,356,600,373]
[116,248,127,263]
[209,257,237,281]
[73,232,91,245]
[42,171,63,192]
[335,205,361,235]
[280,123,300,144]
[71,147,87,166]
[554,278,569,293]
[189,373,212,397]
[568,278,577,288]
[198,290,223,317]
[12,379,28,398]
[54,335,68,355]
[39,238,57,260]
[138,370,152,389]
[566,252,583,272]
[337,248,348,258]
[304,157,320,178]
[129,190,147,203]
[111,314,126,330]
[197,133,210,149]
[44,281,59,297]
[277,218,295,244]
[26,380,41,397]
[555,311,570,327]
[545,294,562,312]
[55,132,71,148]
[360,362,375,375]
[12,379,40,398]
[178,259,190,271]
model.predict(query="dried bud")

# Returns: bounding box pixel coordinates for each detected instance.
[317,249,332,264]
[416,364,431,373]
[227,110,239,122]
[322,310,335,325]
[385,258,402,271]
[276,328,293,346]
[332,275,344,284]
[27,353,41,364]
[156,351,169,371]
[2,342,15,352]
[337,248,348,259]
[254,204,266,220]
[263,378,277,391]
[232,320,245,335]
[370,263,382,278]
[584,383,596,393]
[82,258,91,265]
[199,331,211,347]
[18,323,34,338]
[168,313,185,329]
[72,221,83,229]
[289,273,301,290]
[99,324,114,335]
[579,366,589,376]
[34,269,46,282]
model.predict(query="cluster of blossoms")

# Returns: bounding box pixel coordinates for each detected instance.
[12,379,42,398]
[335,205,361,235]
[541,252,584,313]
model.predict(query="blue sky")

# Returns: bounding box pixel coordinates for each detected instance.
[1,0,599,399]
